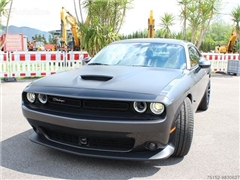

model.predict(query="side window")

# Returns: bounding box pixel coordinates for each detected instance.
[188,46,200,68]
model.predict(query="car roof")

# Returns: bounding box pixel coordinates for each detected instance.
[111,38,192,46]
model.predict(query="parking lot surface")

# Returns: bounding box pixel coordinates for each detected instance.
[0,74,239,179]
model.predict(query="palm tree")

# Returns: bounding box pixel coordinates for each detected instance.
[184,0,220,46]
[0,0,12,50]
[230,5,240,56]
[186,1,202,44]
[231,5,240,31]
[77,0,133,57]
[195,0,221,48]
[159,13,175,38]
[0,0,10,28]
[177,0,191,40]
[73,0,80,23]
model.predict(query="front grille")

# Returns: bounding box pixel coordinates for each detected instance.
[42,128,134,152]
[24,93,165,121]
[47,95,129,111]
[48,96,81,107]
[83,100,129,110]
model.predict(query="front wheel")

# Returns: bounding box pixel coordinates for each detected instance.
[198,81,211,111]
[172,97,194,157]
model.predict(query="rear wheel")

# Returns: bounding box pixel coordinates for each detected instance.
[172,97,194,157]
[198,81,211,111]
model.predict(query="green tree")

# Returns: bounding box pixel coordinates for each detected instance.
[177,0,191,40]
[208,21,232,42]
[178,0,220,48]
[77,0,133,57]
[0,0,10,28]
[199,21,233,52]
[73,0,81,23]
[174,32,184,40]
[48,34,55,44]
[32,34,47,43]
[230,5,240,55]
[154,29,165,38]
[195,0,221,48]
[159,13,175,38]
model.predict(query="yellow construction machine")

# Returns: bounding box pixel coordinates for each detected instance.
[215,30,237,53]
[28,40,45,51]
[60,7,81,51]
[148,10,155,38]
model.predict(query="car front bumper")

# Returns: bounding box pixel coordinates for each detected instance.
[22,105,176,160]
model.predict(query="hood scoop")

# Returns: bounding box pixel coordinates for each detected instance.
[80,75,113,81]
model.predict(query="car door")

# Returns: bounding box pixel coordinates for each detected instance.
[188,45,209,111]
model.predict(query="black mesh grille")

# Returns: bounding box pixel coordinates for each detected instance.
[42,128,134,152]
[47,96,129,111]
[83,100,129,110]
[48,96,81,107]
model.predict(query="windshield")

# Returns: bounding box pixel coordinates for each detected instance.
[88,42,186,69]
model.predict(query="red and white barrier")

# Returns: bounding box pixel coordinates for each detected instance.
[203,53,239,72]
[9,51,64,77]
[65,51,89,70]
[0,52,9,78]
[3,51,89,78]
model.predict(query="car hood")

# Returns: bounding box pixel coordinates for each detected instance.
[30,66,183,96]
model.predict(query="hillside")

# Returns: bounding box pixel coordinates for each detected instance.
[0,25,51,41]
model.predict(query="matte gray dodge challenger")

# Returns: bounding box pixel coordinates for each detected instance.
[22,38,211,160]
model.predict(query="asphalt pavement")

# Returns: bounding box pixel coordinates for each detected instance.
[0,74,239,180]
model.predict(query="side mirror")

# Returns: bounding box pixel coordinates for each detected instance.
[199,57,211,69]
[82,57,91,65]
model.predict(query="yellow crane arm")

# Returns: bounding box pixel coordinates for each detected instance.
[60,7,89,51]
[227,30,237,53]
[60,7,67,45]
[65,14,80,50]
[148,10,155,38]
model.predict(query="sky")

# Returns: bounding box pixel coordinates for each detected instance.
[3,0,240,35]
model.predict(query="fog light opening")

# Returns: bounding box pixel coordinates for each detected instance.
[145,142,159,151]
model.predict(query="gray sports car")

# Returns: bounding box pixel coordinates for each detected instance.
[22,38,211,160]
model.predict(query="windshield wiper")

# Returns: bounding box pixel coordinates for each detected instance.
[88,63,109,65]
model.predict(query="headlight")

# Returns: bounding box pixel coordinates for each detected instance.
[26,92,36,103]
[150,102,165,115]
[38,94,48,104]
[133,102,147,113]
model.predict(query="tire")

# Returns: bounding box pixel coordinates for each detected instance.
[172,97,194,157]
[198,81,211,111]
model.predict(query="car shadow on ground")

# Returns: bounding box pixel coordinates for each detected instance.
[1,129,183,179]
[212,71,239,78]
